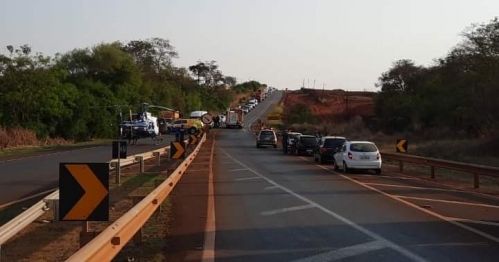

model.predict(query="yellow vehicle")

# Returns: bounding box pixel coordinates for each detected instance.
[170,118,203,134]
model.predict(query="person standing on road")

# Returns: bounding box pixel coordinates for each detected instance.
[282,129,289,154]
[214,115,220,128]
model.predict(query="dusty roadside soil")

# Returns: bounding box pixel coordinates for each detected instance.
[0,145,195,262]
[165,132,215,262]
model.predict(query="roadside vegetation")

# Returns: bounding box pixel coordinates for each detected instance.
[0,39,262,150]
[280,17,499,167]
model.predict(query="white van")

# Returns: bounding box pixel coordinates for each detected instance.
[189,111,208,119]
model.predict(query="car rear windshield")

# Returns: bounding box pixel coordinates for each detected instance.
[260,131,274,136]
[350,143,378,152]
[323,139,346,148]
[301,137,318,146]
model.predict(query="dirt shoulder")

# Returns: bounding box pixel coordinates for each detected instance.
[163,132,215,262]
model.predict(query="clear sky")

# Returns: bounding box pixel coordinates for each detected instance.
[1,0,498,91]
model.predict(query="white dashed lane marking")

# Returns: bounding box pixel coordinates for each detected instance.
[234,177,262,181]
[221,148,428,262]
[228,168,249,172]
[291,240,387,262]
[261,204,315,216]
[394,195,499,209]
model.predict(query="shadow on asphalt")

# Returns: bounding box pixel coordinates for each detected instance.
[164,222,499,262]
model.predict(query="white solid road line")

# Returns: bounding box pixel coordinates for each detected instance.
[291,240,386,262]
[264,185,280,190]
[313,165,499,245]
[228,168,249,172]
[235,177,262,181]
[394,195,499,209]
[0,146,100,163]
[363,182,464,193]
[261,204,315,216]
[221,149,428,262]
[446,217,499,227]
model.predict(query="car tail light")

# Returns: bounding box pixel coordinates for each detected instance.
[348,152,353,159]
[376,153,380,160]
[321,147,327,153]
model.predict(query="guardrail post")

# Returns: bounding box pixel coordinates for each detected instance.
[431,166,435,179]
[399,160,404,173]
[79,221,98,248]
[135,156,145,174]
[46,199,60,221]
[132,195,145,244]
[474,174,480,188]
[115,161,121,185]
[154,152,161,166]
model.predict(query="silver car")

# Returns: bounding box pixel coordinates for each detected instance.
[256,129,277,148]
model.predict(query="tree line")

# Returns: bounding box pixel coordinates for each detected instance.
[0,38,261,141]
[374,17,499,138]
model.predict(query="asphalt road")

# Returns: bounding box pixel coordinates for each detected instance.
[0,136,177,205]
[212,92,499,261]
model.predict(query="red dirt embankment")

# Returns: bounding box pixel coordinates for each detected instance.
[282,89,375,121]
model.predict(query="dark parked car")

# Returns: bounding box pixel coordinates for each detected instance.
[313,136,347,164]
[291,135,318,156]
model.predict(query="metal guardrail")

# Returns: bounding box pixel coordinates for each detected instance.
[381,152,499,188]
[0,139,188,247]
[66,133,207,261]
[0,190,59,245]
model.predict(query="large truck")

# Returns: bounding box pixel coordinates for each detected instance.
[225,109,244,129]
[255,89,263,102]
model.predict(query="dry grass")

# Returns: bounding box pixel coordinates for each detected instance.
[287,116,499,167]
[0,127,72,151]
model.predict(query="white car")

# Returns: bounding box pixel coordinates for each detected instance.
[333,141,381,174]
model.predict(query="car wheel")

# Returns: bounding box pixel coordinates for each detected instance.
[343,162,349,174]
[375,169,381,175]
[333,160,339,170]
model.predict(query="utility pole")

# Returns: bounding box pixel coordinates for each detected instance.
[345,90,349,120]
[322,83,325,102]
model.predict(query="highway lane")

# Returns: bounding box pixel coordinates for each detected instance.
[242,90,283,131]
[212,128,499,261]
[0,136,177,205]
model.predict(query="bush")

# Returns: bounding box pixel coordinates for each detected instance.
[0,127,38,149]
[0,126,72,150]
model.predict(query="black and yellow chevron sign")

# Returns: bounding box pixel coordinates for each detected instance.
[170,141,186,159]
[59,163,109,221]
[189,134,198,145]
[396,139,408,153]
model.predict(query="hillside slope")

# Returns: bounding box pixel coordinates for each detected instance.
[282,89,375,121]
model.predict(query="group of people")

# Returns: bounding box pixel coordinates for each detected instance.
[213,115,222,128]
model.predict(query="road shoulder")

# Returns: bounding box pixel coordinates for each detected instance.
[165,132,215,261]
